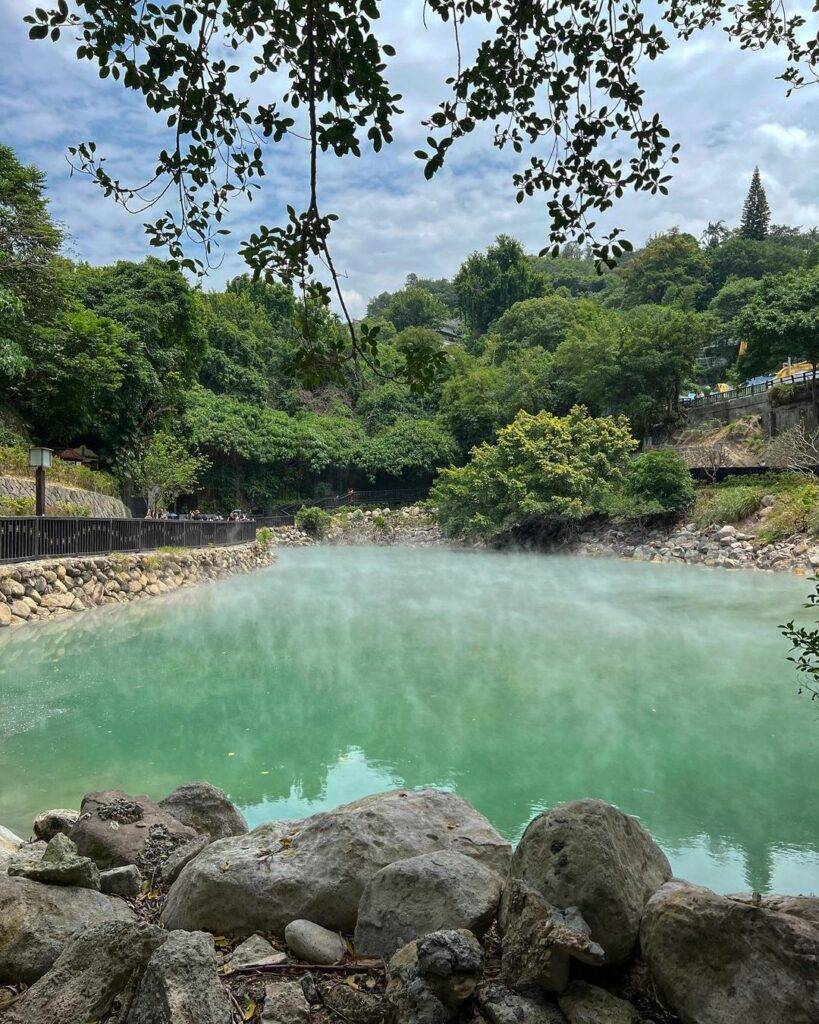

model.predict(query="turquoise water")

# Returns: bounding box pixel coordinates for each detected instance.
[1,546,817,895]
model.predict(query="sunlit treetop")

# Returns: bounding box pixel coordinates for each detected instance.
[23,0,819,384]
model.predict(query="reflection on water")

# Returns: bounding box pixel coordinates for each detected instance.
[0,546,817,895]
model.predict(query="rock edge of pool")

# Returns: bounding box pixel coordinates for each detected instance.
[1,782,817,1024]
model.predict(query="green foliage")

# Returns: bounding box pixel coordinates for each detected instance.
[295,505,331,537]
[356,417,456,482]
[624,450,694,513]
[740,167,771,241]
[454,236,545,335]
[487,294,600,361]
[355,381,429,432]
[383,286,448,332]
[757,484,819,544]
[256,526,274,545]
[735,266,819,380]
[432,407,636,539]
[694,486,764,527]
[620,230,711,310]
[117,432,208,511]
[0,496,91,517]
[0,445,119,496]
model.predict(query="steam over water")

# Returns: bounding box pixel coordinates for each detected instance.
[1,546,817,894]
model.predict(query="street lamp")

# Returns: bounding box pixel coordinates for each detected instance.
[28,447,53,517]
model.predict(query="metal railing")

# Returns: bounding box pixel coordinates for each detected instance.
[0,517,256,565]
[682,372,815,409]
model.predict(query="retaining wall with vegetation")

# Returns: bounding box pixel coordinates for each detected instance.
[0,475,129,519]
[0,541,275,629]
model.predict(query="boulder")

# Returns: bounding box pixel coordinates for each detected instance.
[477,983,566,1024]
[387,930,484,1024]
[640,880,819,1024]
[557,981,643,1024]
[727,892,819,927]
[355,850,503,959]
[0,824,23,868]
[8,833,100,890]
[261,980,311,1023]
[285,919,346,964]
[126,930,233,1024]
[69,790,199,870]
[162,788,511,936]
[505,799,671,964]
[159,781,248,840]
[160,834,210,887]
[0,872,136,984]
[101,864,143,897]
[33,808,80,842]
[501,882,604,993]
[0,920,167,1024]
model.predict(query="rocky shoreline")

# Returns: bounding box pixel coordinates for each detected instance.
[269,504,819,576]
[0,784,816,1023]
[0,541,276,631]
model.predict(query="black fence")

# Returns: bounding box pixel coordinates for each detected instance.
[681,372,815,409]
[0,517,257,565]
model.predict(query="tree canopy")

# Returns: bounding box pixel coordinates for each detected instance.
[22,0,818,377]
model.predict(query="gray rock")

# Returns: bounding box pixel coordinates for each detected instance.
[261,980,311,1023]
[0,824,23,868]
[8,832,100,890]
[285,919,346,964]
[33,808,80,841]
[501,882,604,993]
[159,781,248,840]
[0,872,136,984]
[557,981,643,1024]
[224,933,284,971]
[126,930,233,1024]
[160,834,210,886]
[505,799,671,965]
[163,788,511,936]
[0,920,167,1024]
[355,850,503,959]
[387,930,484,1024]
[726,892,819,927]
[477,983,566,1024]
[70,790,199,870]
[101,864,143,897]
[640,880,819,1024]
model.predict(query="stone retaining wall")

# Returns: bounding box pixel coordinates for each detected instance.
[0,475,129,518]
[0,541,275,630]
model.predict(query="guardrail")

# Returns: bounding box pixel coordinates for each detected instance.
[0,517,256,565]
[682,372,815,409]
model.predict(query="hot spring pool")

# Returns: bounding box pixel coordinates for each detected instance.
[1,546,817,894]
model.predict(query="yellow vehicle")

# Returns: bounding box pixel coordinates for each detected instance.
[715,382,731,393]
[775,360,814,380]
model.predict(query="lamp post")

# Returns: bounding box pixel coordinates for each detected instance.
[28,447,53,517]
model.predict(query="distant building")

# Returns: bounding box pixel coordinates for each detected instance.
[57,445,100,467]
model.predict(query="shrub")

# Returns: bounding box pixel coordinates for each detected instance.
[694,486,763,527]
[757,484,819,544]
[0,496,35,516]
[432,406,636,539]
[0,445,120,496]
[295,505,331,537]
[624,450,694,514]
[257,526,274,545]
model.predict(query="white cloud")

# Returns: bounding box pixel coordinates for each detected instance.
[2,0,818,316]
[757,123,812,150]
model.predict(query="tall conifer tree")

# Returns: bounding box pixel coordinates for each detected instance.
[740,167,771,240]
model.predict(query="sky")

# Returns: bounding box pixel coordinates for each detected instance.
[1,0,818,316]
